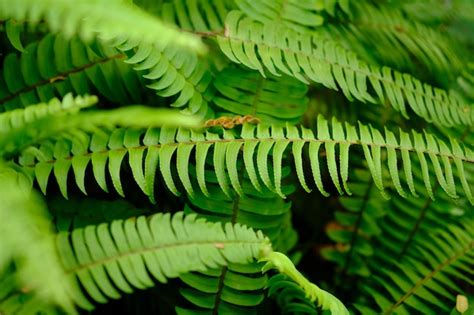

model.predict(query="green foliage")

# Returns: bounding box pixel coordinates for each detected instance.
[0,1,472,314]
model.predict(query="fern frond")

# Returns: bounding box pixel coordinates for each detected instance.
[0,93,96,133]
[0,34,147,111]
[355,222,474,314]
[179,159,296,313]
[18,116,473,203]
[0,0,204,53]
[213,65,308,124]
[322,2,466,84]
[1,96,200,161]
[217,11,473,127]
[261,251,349,314]
[55,211,271,310]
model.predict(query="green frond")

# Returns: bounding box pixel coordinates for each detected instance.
[261,251,349,314]
[217,11,473,127]
[322,2,466,84]
[179,156,296,313]
[0,0,205,53]
[55,211,271,310]
[355,222,474,314]
[17,116,473,203]
[124,41,213,117]
[213,65,308,124]
[177,263,267,314]
[0,93,96,133]
[267,274,318,314]
[1,96,200,161]
[0,34,144,111]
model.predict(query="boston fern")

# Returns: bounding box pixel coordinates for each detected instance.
[0,1,472,315]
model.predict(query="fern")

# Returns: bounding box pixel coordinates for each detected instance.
[55,211,271,310]
[322,2,467,84]
[213,65,308,125]
[355,222,474,314]
[0,0,204,53]
[1,2,472,314]
[0,34,145,111]
[18,117,473,204]
[261,251,349,314]
[217,11,473,127]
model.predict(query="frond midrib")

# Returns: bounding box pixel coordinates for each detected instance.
[0,53,124,106]
[384,240,474,314]
[22,136,474,167]
[65,238,262,274]
[217,33,471,114]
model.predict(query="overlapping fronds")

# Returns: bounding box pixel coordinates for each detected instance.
[355,222,474,314]
[56,211,270,310]
[17,116,474,204]
[124,41,213,117]
[2,95,200,159]
[217,11,473,127]
[321,167,388,278]
[160,0,235,33]
[266,274,318,314]
[322,2,466,84]
[0,0,204,53]
[0,1,214,117]
[179,152,296,313]
[213,66,308,125]
[177,262,267,314]
[0,34,143,111]
[261,251,349,314]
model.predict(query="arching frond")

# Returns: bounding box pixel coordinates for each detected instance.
[55,211,271,310]
[1,97,200,160]
[355,222,474,314]
[0,93,96,133]
[261,251,349,314]
[0,34,143,111]
[179,156,296,314]
[0,0,204,53]
[217,11,473,127]
[213,66,308,125]
[18,116,474,203]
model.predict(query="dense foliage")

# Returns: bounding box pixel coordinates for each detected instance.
[0,0,473,314]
